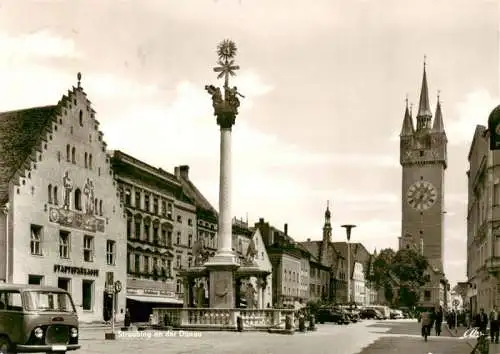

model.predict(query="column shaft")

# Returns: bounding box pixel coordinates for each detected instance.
[218,128,232,253]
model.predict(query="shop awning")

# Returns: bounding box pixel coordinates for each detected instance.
[126,295,183,305]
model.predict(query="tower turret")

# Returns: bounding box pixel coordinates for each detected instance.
[416,59,432,131]
[320,201,332,264]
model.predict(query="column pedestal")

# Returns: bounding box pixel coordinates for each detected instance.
[207,266,238,308]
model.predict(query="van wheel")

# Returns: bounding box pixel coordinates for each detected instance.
[0,336,11,354]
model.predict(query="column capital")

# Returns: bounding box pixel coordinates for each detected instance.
[217,112,236,129]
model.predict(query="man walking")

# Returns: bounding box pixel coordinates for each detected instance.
[475,308,488,335]
[434,306,443,336]
[490,306,499,343]
[421,308,434,342]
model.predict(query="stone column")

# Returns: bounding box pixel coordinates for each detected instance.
[217,126,234,258]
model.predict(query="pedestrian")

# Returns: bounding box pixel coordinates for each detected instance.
[434,306,443,336]
[421,308,433,342]
[124,308,131,327]
[475,308,488,335]
[490,306,499,343]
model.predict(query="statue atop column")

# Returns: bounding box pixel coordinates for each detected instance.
[205,39,245,124]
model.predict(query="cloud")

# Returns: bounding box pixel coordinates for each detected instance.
[448,89,500,144]
[0,30,82,60]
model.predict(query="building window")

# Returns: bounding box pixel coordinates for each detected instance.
[176,232,181,245]
[153,198,158,214]
[144,195,150,211]
[66,144,70,162]
[106,240,115,265]
[71,147,76,164]
[188,257,192,268]
[79,110,83,126]
[161,229,166,245]
[125,189,131,206]
[177,215,182,223]
[99,200,103,216]
[188,218,192,226]
[59,231,70,259]
[167,203,173,219]
[58,277,70,291]
[135,219,141,239]
[53,186,58,205]
[89,154,92,169]
[48,184,52,204]
[84,152,88,168]
[176,279,182,294]
[167,260,172,276]
[30,225,42,256]
[144,256,149,274]
[94,199,98,214]
[82,280,93,311]
[167,231,172,247]
[126,216,132,238]
[134,254,140,273]
[28,275,43,285]
[188,234,192,248]
[176,255,181,268]
[74,189,82,210]
[161,200,166,216]
[424,290,431,301]
[144,223,150,241]
[135,191,141,209]
[83,235,94,262]
[153,225,159,244]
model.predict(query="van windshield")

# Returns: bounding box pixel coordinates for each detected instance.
[24,291,75,312]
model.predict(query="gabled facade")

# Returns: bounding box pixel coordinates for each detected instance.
[255,219,310,307]
[236,226,273,308]
[0,74,126,322]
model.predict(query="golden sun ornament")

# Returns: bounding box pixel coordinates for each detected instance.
[217,39,237,61]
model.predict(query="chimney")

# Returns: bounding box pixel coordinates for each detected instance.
[307,238,311,242]
[175,165,189,179]
[259,218,264,223]
[284,223,288,235]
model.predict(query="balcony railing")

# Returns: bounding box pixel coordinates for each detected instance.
[151,308,295,330]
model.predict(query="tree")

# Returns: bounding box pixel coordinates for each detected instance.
[391,248,429,308]
[366,247,429,308]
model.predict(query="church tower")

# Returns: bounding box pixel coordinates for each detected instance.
[399,61,447,273]
[320,201,332,264]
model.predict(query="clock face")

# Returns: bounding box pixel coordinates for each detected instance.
[406,180,438,211]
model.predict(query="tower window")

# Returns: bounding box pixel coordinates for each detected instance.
[419,151,424,157]
[79,110,83,126]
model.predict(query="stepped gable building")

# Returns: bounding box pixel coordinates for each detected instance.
[300,202,347,303]
[0,74,126,323]
[110,150,192,322]
[399,61,448,309]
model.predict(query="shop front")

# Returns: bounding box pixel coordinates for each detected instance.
[126,279,183,323]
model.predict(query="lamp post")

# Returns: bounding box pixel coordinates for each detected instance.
[341,224,356,305]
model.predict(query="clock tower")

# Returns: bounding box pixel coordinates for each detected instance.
[399,62,447,275]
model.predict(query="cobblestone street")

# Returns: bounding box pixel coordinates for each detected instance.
[76,320,482,354]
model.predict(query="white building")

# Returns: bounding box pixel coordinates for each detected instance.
[352,261,366,305]
[0,75,127,323]
[236,227,273,308]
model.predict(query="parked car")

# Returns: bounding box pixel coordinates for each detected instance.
[390,309,404,319]
[0,283,80,353]
[359,308,385,320]
[317,307,350,325]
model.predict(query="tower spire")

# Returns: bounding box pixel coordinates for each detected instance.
[416,56,433,130]
[324,200,331,223]
[400,94,414,136]
[432,90,445,133]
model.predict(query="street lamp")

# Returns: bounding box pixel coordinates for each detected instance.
[341,224,356,305]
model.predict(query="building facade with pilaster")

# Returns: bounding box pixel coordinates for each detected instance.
[110,150,194,322]
[0,75,126,323]
[466,114,500,314]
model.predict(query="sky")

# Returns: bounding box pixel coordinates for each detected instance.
[0,0,498,286]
